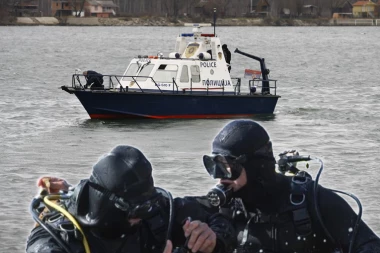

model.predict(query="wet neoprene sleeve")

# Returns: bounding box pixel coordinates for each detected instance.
[207,213,237,253]
[26,225,83,253]
[312,185,380,253]
[174,197,237,253]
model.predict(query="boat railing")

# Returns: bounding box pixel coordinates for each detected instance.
[71,74,274,96]
[171,78,179,93]
[203,79,225,95]
[249,78,278,95]
[72,74,170,93]
[231,78,241,95]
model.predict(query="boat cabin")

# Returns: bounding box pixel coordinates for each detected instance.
[119,23,236,94]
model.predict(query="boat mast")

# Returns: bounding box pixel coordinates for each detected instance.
[213,8,216,36]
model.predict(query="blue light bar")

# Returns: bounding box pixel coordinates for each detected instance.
[181,33,194,37]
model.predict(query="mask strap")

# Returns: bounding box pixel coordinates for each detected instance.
[87,181,131,211]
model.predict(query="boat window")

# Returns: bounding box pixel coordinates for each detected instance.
[122,63,138,81]
[180,66,189,82]
[121,63,155,81]
[190,65,200,83]
[153,64,178,82]
[136,64,154,81]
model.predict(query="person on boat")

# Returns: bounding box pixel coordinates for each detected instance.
[201,119,380,253]
[83,70,104,89]
[26,145,236,253]
[222,44,231,73]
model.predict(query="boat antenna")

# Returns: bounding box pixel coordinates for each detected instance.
[213,8,216,36]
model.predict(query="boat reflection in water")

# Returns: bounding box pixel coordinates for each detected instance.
[61,23,280,119]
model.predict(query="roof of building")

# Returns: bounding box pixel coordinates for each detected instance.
[352,0,377,6]
[335,0,353,7]
[87,0,118,8]
[303,5,318,8]
[251,0,270,7]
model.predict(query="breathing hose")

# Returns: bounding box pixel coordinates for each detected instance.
[313,158,337,247]
[329,189,362,253]
[313,157,363,253]
[43,195,91,253]
[155,187,175,243]
[30,197,72,253]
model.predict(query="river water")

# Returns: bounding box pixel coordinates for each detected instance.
[0,26,379,252]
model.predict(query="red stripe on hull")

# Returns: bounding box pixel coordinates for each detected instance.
[90,113,255,119]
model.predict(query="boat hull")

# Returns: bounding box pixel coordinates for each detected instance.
[72,90,279,119]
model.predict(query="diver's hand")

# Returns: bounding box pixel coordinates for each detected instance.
[37,177,70,193]
[163,240,172,253]
[183,220,216,253]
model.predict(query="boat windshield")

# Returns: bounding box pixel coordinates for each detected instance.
[122,63,155,81]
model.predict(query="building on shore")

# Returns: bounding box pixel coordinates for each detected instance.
[3,0,380,19]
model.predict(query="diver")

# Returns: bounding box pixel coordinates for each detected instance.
[26,145,236,253]
[83,70,104,89]
[202,119,380,253]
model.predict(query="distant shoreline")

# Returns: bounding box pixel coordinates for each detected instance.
[1,16,378,26]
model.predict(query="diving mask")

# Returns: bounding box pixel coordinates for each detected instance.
[203,154,246,180]
[88,181,162,220]
[117,193,163,220]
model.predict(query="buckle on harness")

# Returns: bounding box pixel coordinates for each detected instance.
[290,175,312,236]
[290,193,305,205]
[290,176,308,205]
[292,175,308,184]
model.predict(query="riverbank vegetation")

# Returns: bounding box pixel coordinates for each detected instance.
[1,0,379,26]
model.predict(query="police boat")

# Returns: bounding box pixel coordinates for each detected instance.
[61,23,280,119]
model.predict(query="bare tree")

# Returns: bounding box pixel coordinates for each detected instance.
[275,0,286,16]
[295,0,304,17]
[161,0,170,17]
[0,0,17,20]
[330,0,348,15]
[182,0,198,17]
[212,0,232,17]
[71,0,85,17]
[0,0,9,20]
[161,0,179,17]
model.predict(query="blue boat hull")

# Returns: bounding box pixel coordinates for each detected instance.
[72,90,279,119]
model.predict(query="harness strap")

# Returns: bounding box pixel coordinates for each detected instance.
[290,174,312,236]
[293,207,312,236]
[240,216,255,246]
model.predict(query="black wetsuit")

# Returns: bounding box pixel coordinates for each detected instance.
[222,47,231,73]
[85,70,103,89]
[197,173,380,253]
[26,196,236,253]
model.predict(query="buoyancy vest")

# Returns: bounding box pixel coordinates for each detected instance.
[232,174,336,253]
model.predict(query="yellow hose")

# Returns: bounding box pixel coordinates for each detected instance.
[43,195,91,253]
